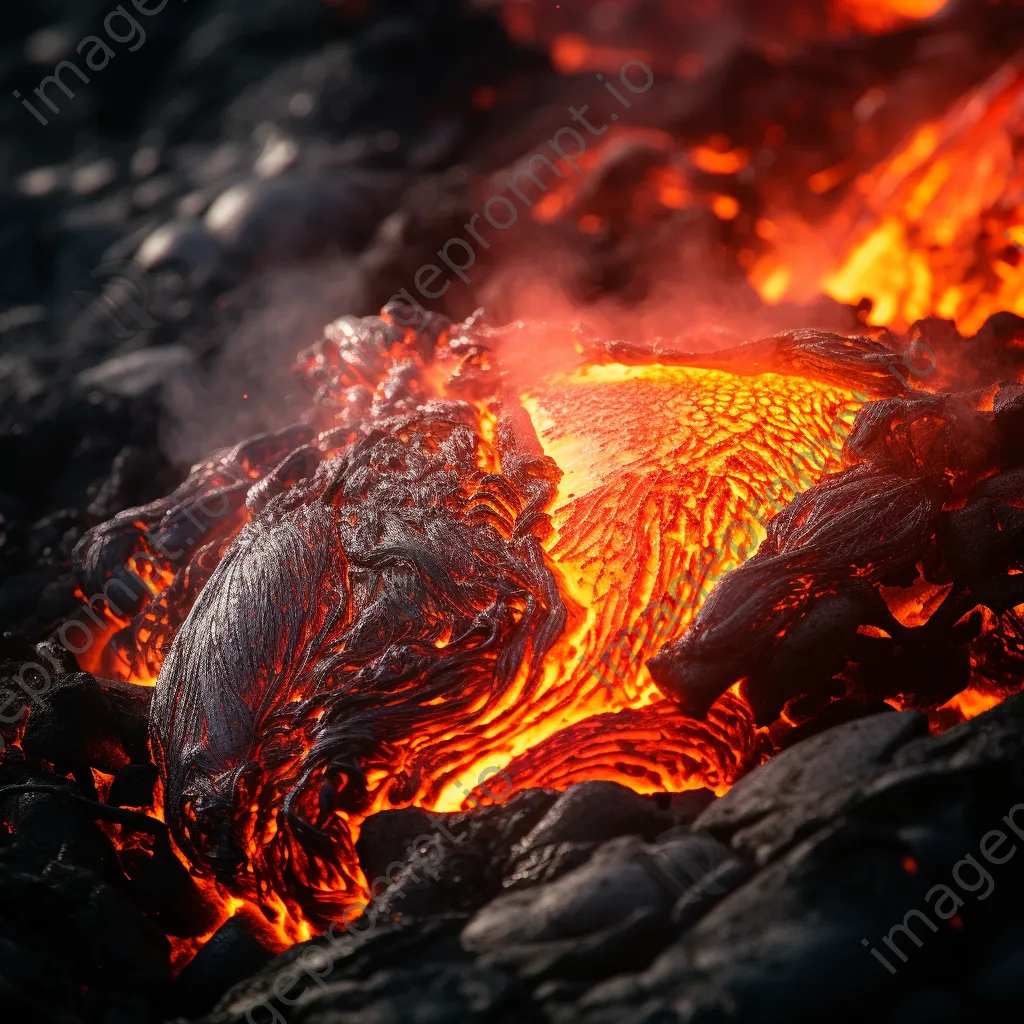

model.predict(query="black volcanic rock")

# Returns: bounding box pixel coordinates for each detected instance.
[197,698,1024,1024]
[19,670,152,774]
[463,830,734,952]
[107,762,159,808]
[0,841,171,1024]
[696,709,929,862]
[369,789,560,921]
[513,781,675,854]
[174,917,275,1018]
[355,805,438,888]
[202,171,404,267]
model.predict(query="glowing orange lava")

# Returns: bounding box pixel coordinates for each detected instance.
[68,20,1024,952]
[832,0,949,34]
[82,340,867,945]
[429,363,863,807]
[254,354,862,933]
[753,61,1024,333]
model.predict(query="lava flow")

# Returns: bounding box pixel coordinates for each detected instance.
[71,298,1024,950]
[72,310,910,934]
[753,58,1024,333]
[63,24,1024,944]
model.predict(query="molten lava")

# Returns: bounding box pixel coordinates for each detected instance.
[520,362,860,711]
[71,313,910,933]
[57,22,1024,949]
[833,0,949,34]
[754,60,1024,333]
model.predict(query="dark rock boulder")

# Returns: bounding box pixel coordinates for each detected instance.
[463,829,735,952]
[697,709,929,863]
[0,841,171,1024]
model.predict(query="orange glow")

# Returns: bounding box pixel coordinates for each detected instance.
[551,32,587,73]
[711,194,741,220]
[73,557,173,686]
[832,0,949,33]
[754,264,793,305]
[808,162,852,194]
[75,34,1024,954]
[440,362,866,806]
[523,128,679,227]
[534,192,565,223]
[274,360,864,837]
[691,145,750,175]
[168,888,313,973]
[940,687,1002,719]
[93,334,874,945]
[269,357,860,929]
[549,33,653,76]
[753,62,1024,333]
[83,310,1024,957]
[652,166,691,209]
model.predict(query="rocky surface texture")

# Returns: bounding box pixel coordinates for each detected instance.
[7,639,1024,1022]
[199,700,1024,1024]
[2,1,1024,1022]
